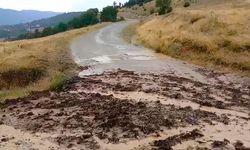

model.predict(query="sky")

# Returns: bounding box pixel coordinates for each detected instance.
[0,0,128,12]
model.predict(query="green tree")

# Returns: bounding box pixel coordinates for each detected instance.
[80,8,99,26]
[55,22,68,32]
[100,6,118,22]
[87,8,99,16]
[68,17,82,29]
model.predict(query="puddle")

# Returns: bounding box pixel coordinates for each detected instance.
[131,55,154,60]
[0,125,61,150]
[91,55,112,64]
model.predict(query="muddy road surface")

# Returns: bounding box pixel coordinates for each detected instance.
[0,21,250,150]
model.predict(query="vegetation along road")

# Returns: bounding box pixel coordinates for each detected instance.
[0,20,250,149]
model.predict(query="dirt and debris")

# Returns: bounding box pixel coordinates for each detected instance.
[211,139,230,148]
[0,136,14,143]
[151,129,204,150]
[70,70,250,113]
[0,90,224,147]
[0,70,250,150]
[234,141,250,150]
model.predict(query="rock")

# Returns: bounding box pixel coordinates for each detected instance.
[212,139,230,148]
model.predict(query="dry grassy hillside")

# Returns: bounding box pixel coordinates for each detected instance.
[134,0,250,75]
[0,23,107,100]
[119,1,156,19]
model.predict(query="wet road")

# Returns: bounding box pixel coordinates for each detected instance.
[71,21,200,76]
[71,20,249,84]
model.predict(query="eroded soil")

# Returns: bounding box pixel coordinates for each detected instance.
[0,69,250,150]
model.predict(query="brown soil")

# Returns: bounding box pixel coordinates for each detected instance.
[151,129,204,150]
[0,69,249,150]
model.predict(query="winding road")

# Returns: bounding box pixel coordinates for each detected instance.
[71,21,206,80]
[71,20,249,85]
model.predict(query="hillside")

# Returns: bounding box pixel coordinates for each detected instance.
[0,12,83,39]
[27,12,83,27]
[0,8,60,26]
[120,0,250,75]
[0,23,108,100]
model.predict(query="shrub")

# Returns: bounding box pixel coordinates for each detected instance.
[158,6,172,15]
[156,0,171,8]
[156,0,172,15]
[150,9,155,14]
[49,74,69,91]
[184,2,190,7]
[158,6,167,15]
[167,7,173,13]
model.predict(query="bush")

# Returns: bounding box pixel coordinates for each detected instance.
[158,6,167,15]
[156,0,171,8]
[184,2,190,7]
[167,7,173,13]
[156,0,172,15]
[150,9,155,14]
[158,6,172,15]
[49,74,69,91]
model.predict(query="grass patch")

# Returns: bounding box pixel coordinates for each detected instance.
[49,73,70,92]
[0,89,29,101]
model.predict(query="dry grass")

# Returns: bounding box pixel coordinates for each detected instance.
[119,1,157,19]
[0,23,108,100]
[122,22,139,43]
[136,0,250,75]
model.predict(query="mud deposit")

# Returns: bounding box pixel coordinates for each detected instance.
[0,70,250,150]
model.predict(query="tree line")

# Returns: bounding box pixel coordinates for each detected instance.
[15,6,118,40]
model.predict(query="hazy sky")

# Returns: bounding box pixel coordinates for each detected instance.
[0,0,128,12]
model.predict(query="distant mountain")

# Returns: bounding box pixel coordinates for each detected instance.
[0,8,61,26]
[27,12,83,27]
[0,12,83,39]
